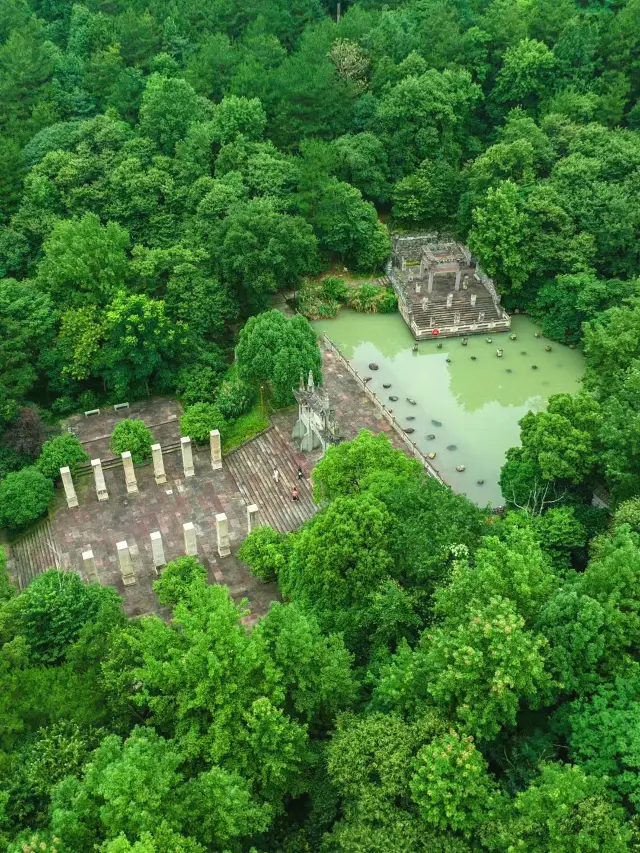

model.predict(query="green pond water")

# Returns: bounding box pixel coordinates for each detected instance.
[312,311,585,507]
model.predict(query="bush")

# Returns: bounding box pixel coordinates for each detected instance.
[36,434,89,479]
[215,377,255,420]
[177,365,221,405]
[180,403,226,444]
[109,419,153,463]
[347,282,379,312]
[221,404,270,453]
[0,467,54,531]
[50,396,76,417]
[377,287,398,313]
[78,390,99,412]
[321,276,348,302]
[238,526,291,583]
[3,407,46,458]
[154,556,208,605]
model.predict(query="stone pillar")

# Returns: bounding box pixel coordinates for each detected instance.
[60,466,78,508]
[453,311,461,325]
[454,269,462,290]
[470,293,477,307]
[116,540,136,585]
[216,513,231,557]
[82,548,99,584]
[247,504,260,533]
[121,451,138,495]
[150,531,165,569]
[478,311,485,322]
[151,443,166,485]
[183,522,197,556]
[427,270,434,293]
[415,278,421,295]
[181,437,195,478]
[92,458,108,502]
[210,429,222,470]
[446,293,453,309]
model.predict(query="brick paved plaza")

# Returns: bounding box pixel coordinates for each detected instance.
[8,340,415,624]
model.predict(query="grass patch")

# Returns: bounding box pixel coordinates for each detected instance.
[222,401,270,453]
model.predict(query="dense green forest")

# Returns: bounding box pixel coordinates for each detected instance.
[2,0,640,849]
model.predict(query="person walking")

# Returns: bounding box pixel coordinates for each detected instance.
[273,467,279,484]
[291,486,299,501]
[297,466,304,480]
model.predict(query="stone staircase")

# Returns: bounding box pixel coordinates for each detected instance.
[7,517,61,591]
[225,428,316,533]
[409,272,504,335]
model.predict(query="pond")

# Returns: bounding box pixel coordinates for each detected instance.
[312,311,584,507]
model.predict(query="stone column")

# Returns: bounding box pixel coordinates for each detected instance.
[150,531,166,569]
[415,278,421,295]
[247,504,260,533]
[183,522,197,556]
[470,293,477,307]
[181,437,195,478]
[92,458,108,501]
[210,429,222,470]
[151,443,166,485]
[216,513,231,557]
[60,466,78,508]
[454,269,462,290]
[116,540,136,585]
[427,270,434,293]
[82,548,99,584]
[446,293,453,308]
[121,451,138,495]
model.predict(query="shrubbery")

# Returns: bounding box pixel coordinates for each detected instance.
[0,467,54,531]
[36,434,88,479]
[180,403,226,444]
[215,377,255,421]
[109,419,153,463]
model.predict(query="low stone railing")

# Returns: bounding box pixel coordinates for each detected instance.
[322,333,446,486]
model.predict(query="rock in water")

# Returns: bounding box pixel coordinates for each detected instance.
[406,416,415,421]
[389,395,398,402]
[405,427,415,434]
[369,363,379,370]
[456,465,466,472]
[383,383,391,389]
[426,434,436,440]
[407,398,417,405]
[447,444,457,451]
[432,419,442,427]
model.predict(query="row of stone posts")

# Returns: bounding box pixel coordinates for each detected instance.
[61,430,223,508]
[82,504,261,586]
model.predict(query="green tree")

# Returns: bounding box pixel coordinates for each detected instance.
[312,429,421,502]
[411,730,499,836]
[101,293,187,398]
[485,763,631,852]
[139,74,209,155]
[7,569,122,664]
[36,214,130,309]
[468,180,532,295]
[36,434,88,479]
[494,38,555,107]
[236,310,322,407]
[109,419,153,463]
[0,279,56,425]
[0,467,54,531]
